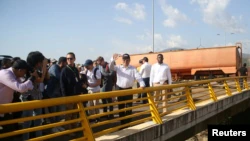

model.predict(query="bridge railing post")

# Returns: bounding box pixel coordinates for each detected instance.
[223,80,232,96]
[235,78,242,92]
[185,86,196,110]
[243,77,249,90]
[77,102,95,141]
[147,92,163,124]
[208,83,217,101]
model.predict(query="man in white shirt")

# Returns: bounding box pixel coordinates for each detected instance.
[139,57,151,104]
[83,59,102,123]
[110,53,145,126]
[150,54,172,112]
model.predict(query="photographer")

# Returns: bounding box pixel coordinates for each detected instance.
[20,51,50,140]
[10,57,24,131]
[0,60,34,136]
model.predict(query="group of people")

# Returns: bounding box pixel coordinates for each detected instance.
[1,50,249,140]
[0,52,50,140]
[0,51,173,140]
[107,53,173,124]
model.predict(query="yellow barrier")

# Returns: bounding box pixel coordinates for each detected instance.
[0,76,249,141]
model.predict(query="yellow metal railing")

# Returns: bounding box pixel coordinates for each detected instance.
[0,76,249,141]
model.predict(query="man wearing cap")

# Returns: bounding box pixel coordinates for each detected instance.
[139,57,151,104]
[47,57,66,98]
[46,57,67,133]
[51,58,57,65]
[109,53,145,126]
[47,58,57,69]
[150,54,172,113]
[83,59,102,123]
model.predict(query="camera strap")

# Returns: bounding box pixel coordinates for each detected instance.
[67,65,79,82]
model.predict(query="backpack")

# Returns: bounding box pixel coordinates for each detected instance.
[86,68,103,88]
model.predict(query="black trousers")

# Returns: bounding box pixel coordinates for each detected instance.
[0,113,15,141]
[12,92,22,130]
[116,86,133,125]
[142,77,150,104]
[102,87,114,118]
[102,98,114,115]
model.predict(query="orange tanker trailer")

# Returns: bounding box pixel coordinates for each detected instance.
[116,42,243,82]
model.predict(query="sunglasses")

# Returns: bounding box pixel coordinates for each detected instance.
[67,58,74,60]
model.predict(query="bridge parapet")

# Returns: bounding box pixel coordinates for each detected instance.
[0,77,249,141]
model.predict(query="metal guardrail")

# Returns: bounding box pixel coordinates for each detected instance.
[0,76,249,141]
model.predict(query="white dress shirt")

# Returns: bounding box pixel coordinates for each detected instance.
[87,67,102,92]
[109,58,145,88]
[139,62,151,78]
[150,63,172,86]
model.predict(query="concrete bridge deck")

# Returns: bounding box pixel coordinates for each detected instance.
[95,89,250,141]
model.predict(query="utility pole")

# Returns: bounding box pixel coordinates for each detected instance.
[224,31,226,46]
[152,0,154,52]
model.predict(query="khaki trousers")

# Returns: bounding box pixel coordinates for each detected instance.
[65,103,78,130]
[88,91,100,115]
[153,83,168,113]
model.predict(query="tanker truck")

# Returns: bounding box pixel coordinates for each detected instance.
[115,42,243,83]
